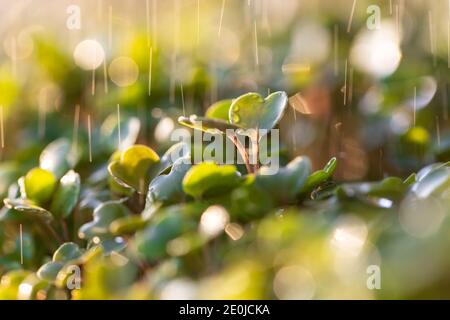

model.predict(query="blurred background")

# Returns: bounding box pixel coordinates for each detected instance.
[0,0,448,180]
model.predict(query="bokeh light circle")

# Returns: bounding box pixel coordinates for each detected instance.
[73,39,105,70]
[350,21,401,78]
[108,56,139,87]
[3,30,34,60]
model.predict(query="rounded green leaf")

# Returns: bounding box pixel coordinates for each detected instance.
[182,162,242,198]
[108,144,160,194]
[53,242,83,262]
[229,91,288,131]
[412,166,450,198]
[3,198,53,221]
[229,183,274,222]
[146,157,191,209]
[50,170,81,219]
[95,237,127,254]
[159,142,191,173]
[37,261,64,282]
[205,99,233,121]
[135,211,190,261]
[256,156,311,203]
[78,200,130,239]
[24,168,57,205]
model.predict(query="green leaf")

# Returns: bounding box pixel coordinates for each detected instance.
[338,177,408,207]
[50,170,80,219]
[39,138,76,178]
[78,200,130,239]
[3,198,53,221]
[300,157,337,193]
[182,162,242,198]
[110,215,148,235]
[146,157,191,209]
[53,242,83,262]
[94,237,127,254]
[37,261,64,282]
[205,99,233,121]
[159,141,191,174]
[411,165,450,198]
[178,115,240,134]
[24,168,57,205]
[367,177,408,200]
[229,91,288,131]
[100,115,141,152]
[256,156,311,203]
[135,209,195,261]
[108,144,160,194]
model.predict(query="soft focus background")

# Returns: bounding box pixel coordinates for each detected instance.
[0,0,449,300]
[0,0,448,180]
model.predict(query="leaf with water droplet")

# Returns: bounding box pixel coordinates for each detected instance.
[134,205,200,261]
[229,91,288,134]
[411,165,450,198]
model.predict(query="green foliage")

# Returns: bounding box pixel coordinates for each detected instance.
[24,168,57,205]
[78,200,130,240]
[205,99,233,121]
[108,145,160,194]
[229,91,288,132]
[0,92,449,300]
[50,170,81,219]
[182,162,242,198]
[255,156,311,203]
